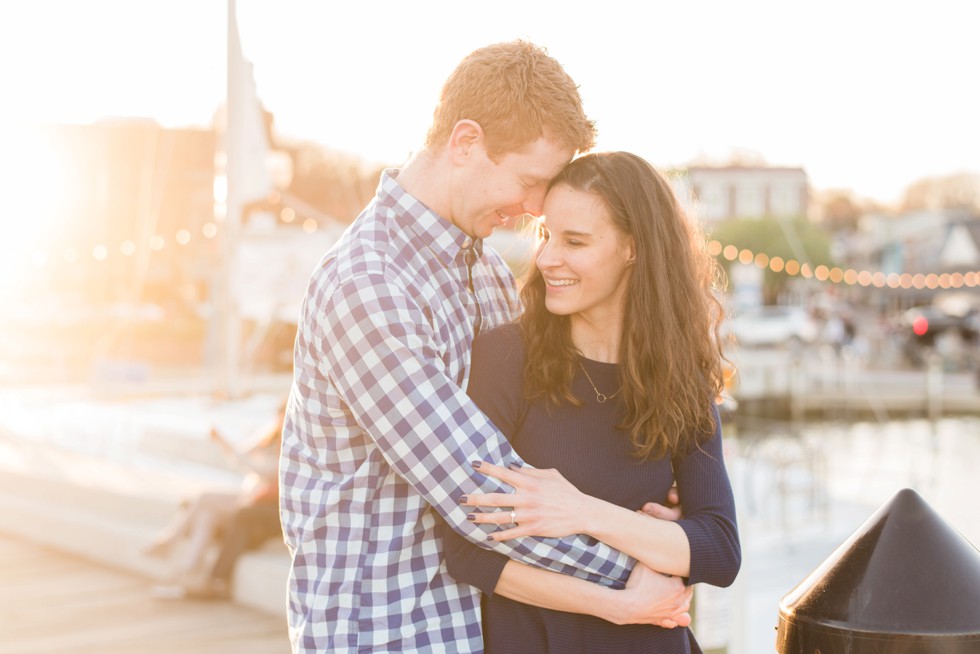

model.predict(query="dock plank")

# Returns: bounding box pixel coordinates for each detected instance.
[0,537,289,654]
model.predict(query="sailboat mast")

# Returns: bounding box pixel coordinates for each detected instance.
[216,0,243,397]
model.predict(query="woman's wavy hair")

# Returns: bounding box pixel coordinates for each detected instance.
[519,151,728,459]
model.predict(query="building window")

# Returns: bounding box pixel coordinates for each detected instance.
[736,182,765,218]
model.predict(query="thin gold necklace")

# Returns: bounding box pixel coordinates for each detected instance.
[578,361,622,403]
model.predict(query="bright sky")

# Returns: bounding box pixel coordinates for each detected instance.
[1,0,979,206]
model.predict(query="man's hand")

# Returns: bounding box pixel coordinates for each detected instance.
[608,563,692,628]
[639,484,683,521]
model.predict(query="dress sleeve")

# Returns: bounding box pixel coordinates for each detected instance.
[673,403,742,587]
[320,277,633,586]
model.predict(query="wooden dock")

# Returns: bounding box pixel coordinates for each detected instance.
[729,348,980,419]
[0,535,290,654]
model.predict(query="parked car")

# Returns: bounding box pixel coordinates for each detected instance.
[727,305,818,349]
[896,305,978,367]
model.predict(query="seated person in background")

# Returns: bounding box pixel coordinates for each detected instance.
[145,398,286,599]
[169,459,282,600]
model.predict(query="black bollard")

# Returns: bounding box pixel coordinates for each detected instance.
[775,488,980,652]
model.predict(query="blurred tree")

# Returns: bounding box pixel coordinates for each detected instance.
[900,172,980,212]
[284,141,386,223]
[688,147,767,167]
[811,189,872,232]
[710,216,836,304]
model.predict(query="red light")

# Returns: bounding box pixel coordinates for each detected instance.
[912,316,929,336]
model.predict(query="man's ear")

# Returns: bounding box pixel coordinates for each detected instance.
[448,120,484,163]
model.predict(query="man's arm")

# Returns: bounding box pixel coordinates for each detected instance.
[318,274,632,585]
[440,518,691,627]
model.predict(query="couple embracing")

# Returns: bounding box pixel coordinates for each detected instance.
[279,40,740,654]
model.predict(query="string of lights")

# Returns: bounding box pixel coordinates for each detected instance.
[26,224,980,292]
[27,207,324,269]
[708,239,980,290]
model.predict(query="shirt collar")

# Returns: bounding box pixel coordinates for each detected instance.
[378,168,483,264]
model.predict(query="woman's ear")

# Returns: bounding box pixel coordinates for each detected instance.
[448,119,484,162]
[626,237,637,266]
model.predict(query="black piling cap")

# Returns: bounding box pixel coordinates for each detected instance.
[776,488,980,652]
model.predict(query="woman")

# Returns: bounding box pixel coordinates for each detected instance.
[443,151,740,653]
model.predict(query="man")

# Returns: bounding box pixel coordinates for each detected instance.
[280,40,689,653]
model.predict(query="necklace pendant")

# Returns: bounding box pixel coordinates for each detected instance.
[596,392,608,403]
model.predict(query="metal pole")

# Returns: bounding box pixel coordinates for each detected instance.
[789,352,804,427]
[926,351,942,423]
[692,584,732,653]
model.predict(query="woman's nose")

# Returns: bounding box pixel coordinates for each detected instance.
[536,240,558,269]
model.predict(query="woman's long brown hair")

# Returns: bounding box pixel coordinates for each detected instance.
[520,151,727,459]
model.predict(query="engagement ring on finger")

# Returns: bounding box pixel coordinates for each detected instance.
[510,509,517,526]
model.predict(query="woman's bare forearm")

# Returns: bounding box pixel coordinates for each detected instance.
[495,560,623,621]
[581,497,691,577]
[462,462,692,577]
[493,559,691,627]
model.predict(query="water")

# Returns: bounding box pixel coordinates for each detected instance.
[709,414,980,653]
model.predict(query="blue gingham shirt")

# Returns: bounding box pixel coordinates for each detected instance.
[280,170,633,653]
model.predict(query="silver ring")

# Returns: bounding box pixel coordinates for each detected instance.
[510,509,517,526]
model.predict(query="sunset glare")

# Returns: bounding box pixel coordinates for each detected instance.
[1,1,978,204]
[0,127,68,295]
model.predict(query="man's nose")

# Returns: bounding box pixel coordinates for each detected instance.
[521,186,548,217]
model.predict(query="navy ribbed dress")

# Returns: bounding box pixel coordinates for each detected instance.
[442,324,741,654]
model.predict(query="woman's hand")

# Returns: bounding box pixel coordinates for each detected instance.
[460,461,593,541]
[612,563,692,628]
